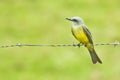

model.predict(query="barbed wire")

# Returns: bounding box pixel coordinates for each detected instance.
[0,40,120,48]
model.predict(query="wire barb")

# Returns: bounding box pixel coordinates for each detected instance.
[0,41,120,48]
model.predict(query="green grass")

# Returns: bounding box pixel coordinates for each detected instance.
[0,0,120,80]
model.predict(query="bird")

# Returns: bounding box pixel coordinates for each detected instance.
[66,16,102,64]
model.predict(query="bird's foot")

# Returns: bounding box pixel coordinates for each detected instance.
[77,43,81,48]
[84,44,87,47]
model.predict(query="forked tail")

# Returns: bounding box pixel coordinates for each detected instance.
[88,48,102,64]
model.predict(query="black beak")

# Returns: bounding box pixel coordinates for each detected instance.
[66,18,72,21]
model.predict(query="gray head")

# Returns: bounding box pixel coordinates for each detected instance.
[66,16,84,26]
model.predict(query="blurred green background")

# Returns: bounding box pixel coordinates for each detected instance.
[0,0,120,80]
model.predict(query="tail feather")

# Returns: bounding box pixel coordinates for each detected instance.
[88,48,102,64]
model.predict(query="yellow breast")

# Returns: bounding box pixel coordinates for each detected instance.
[72,27,89,44]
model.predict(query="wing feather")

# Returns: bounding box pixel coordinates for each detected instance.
[82,25,93,44]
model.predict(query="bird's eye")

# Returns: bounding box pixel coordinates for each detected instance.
[72,19,78,22]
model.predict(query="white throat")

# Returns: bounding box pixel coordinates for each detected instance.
[72,22,83,29]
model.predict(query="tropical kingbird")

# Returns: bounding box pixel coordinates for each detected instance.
[66,16,102,64]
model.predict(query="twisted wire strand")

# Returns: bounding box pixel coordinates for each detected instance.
[0,41,119,48]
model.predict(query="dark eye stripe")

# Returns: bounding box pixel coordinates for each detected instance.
[72,19,78,22]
